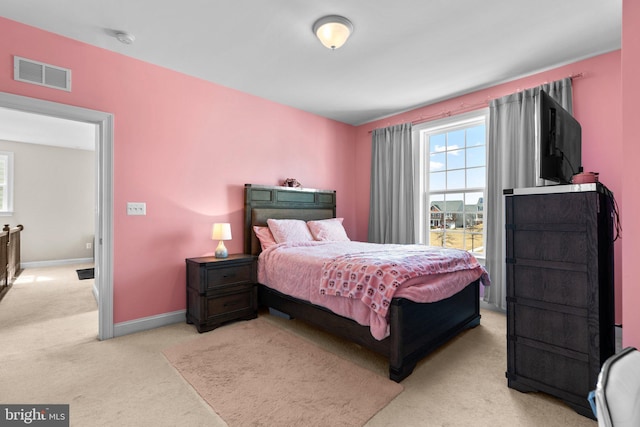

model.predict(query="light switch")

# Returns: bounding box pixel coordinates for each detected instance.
[127,202,146,216]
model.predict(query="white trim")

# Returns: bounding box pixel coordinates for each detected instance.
[113,310,186,337]
[413,108,489,255]
[21,257,94,269]
[96,112,114,340]
[0,92,114,340]
[413,109,489,133]
[0,151,14,213]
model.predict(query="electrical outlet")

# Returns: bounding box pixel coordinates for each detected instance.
[86,242,92,249]
[127,202,146,216]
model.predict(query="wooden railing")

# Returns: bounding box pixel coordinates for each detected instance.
[0,224,24,301]
[0,227,7,290]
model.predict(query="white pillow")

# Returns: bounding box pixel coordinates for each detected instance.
[266,219,314,243]
[307,218,350,241]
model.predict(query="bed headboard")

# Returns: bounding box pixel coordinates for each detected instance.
[244,184,336,255]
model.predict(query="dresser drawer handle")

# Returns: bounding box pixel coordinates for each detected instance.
[224,299,243,308]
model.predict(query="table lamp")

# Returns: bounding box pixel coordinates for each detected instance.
[212,223,232,258]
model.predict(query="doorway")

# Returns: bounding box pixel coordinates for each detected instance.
[0,92,114,340]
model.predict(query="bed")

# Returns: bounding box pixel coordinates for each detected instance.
[244,183,487,382]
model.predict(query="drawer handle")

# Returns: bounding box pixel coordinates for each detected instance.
[222,273,236,279]
[224,299,243,308]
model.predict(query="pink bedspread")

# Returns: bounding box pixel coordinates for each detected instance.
[320,245,490,319]
[258,241,490,340]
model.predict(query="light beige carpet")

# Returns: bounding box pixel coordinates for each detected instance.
[2,265,599,426]
[163,317,404,427]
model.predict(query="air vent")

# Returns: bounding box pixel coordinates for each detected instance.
[14,56,71,91]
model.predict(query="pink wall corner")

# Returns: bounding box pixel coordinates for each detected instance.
[353,126,374,241]
[0,17,356,324]
[354,51,624,324]
[622,0,640,349]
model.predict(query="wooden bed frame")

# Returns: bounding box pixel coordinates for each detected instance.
[244,184,481,382]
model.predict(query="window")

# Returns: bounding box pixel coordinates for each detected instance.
[0,151,14,215]
[414,110,488,259]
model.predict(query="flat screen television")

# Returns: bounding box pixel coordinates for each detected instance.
[537,90,582,184]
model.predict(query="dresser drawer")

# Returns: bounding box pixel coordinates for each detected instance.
[509,191,591,225]
[511,303,588,353]
[510,265,588,308]
[511,340,591,397]
[511,229,588,265]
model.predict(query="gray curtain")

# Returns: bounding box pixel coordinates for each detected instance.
[368,123,415,244]
[483,78,573,310]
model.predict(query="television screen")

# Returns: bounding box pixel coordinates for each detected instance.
[538,90,581,184]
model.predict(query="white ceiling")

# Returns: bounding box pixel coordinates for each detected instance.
[0,0,622,132]
[0,107,96,151]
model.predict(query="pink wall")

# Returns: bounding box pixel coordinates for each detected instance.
[354,51,624,324]
[622,0,640,348]
[0,17,356,323]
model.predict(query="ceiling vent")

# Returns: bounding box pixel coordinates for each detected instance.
[13,56,71,92]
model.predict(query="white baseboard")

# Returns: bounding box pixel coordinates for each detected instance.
[21,258,94,269]
[113,310,186,338]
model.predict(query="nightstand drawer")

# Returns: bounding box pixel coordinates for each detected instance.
[207,290,254,316]
[205,264,253,290]
[186,286,257,333]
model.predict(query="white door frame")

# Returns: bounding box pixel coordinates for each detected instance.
[0,92,114,340]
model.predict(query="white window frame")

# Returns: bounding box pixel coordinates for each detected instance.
[412,109,489,260]
[0,151,14,216]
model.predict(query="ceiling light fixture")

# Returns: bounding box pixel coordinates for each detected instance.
[115,31,136,45]
[312,15,353,50]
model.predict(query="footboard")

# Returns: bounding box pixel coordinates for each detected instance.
[258,279,481,382]
[388,280,481,381]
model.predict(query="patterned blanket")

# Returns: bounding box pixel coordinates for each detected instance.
[319,246,489,318]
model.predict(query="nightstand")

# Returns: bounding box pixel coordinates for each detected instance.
[185,254,258,333]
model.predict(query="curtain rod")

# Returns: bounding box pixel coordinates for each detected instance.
[367,72,584,134]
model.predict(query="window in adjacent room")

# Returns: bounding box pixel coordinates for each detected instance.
[0,151,14,215]
[413,110,488,259]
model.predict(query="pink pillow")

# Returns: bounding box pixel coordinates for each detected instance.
[253,226,277,251]
[267,219,314,243]
[307,218,350,241]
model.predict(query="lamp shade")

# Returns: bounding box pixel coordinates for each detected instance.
[313,15,353,50]
[211,223,232,241]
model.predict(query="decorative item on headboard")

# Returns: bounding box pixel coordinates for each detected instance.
[282,178,302,188]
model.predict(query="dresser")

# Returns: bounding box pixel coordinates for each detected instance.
[185,254,258,333]
[504,184,615,419]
